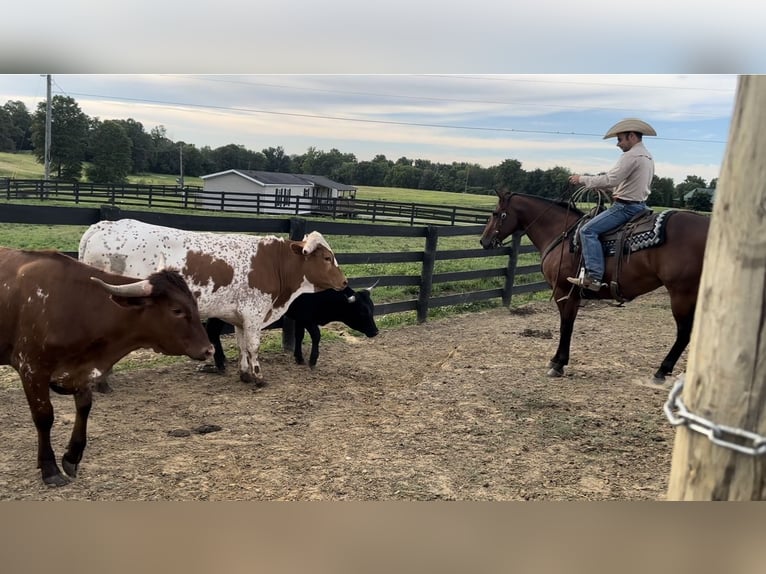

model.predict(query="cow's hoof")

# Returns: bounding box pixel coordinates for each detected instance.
[43,472,71,487]
[198,364,223,374]
[95,380,113,394]
[239,372,267,387]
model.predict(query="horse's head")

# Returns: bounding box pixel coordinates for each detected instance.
[479,189,519,249]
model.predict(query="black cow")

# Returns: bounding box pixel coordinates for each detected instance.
[205,286,378,372]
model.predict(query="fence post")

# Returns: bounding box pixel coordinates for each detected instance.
[100,205,122,221]
[416,225,439,323]
[502,231,522,307]
[280,217,309,352]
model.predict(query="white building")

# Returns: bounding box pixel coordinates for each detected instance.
[198,169,357,215]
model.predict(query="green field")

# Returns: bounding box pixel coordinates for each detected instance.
[0,152,497,209]
[0,152,547,328]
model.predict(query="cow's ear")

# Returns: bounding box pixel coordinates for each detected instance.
[290,243,305,255]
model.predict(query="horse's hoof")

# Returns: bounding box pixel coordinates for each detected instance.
[43,472,71,487]
[62,457,78,478]
[547,367,564,377]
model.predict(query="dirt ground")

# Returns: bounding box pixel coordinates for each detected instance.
[0,288,685,501]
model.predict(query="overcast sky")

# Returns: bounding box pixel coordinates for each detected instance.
[0,74,737,185]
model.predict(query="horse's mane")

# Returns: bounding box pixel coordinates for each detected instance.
[504,192,586,217]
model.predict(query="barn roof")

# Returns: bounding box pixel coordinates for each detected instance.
[201,169,356,190]
[682,187,716,200]
[298,174,357,191]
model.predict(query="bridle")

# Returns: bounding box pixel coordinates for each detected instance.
[486,188,585,300]
[487,188,578,252]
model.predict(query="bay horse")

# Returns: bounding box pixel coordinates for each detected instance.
[479,190,710,384]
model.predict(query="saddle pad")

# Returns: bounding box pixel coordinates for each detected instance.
[570,209,678,257]
[601,209,677,257]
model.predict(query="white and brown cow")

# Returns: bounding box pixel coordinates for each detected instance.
[0,246,214,486]
[78,219,348,386]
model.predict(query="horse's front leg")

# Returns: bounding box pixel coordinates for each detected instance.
[548,292,581,377]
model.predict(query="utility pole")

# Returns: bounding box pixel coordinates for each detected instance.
[44,74,52,182]
[178,143,184,189]
[666,75,766,500]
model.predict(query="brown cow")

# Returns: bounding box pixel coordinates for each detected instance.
[0,247,214,486]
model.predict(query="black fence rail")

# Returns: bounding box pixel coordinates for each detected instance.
[0,202,547,322]
[1,178,491,226]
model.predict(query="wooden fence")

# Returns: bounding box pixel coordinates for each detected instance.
[0,202,548,322]
[1,178,491,226]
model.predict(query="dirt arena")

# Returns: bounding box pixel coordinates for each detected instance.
[0,288,685,500]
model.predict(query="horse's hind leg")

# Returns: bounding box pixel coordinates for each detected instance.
[548,293,580,377]
[653,299,696,383]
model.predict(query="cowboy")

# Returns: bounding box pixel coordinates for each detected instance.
[566,118,657,291]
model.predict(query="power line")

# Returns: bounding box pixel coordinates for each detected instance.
[160,74,728,118]
[58,90,728,145]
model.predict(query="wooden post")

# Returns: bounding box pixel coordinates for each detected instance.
[667,75,766,500]
[502,232,522,307]
[416,225,438,323]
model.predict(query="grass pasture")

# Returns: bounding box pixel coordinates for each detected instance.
[0,152,547,328]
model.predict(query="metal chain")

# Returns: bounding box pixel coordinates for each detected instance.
[663,375,766,456]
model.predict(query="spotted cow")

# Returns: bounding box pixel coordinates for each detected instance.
[0,246,213,486]
[78,219,348,386]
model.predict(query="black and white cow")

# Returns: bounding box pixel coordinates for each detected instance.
[205,285,379,371]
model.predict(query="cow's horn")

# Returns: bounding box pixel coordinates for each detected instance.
[365,279,380,292]
[346,294,356,303]
[91,276,153,297]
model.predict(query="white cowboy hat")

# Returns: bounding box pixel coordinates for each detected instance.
[603,118,657,139]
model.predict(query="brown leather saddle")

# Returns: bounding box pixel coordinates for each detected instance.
[572,208,679,302]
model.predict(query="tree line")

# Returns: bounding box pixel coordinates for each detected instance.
[0,96,715,209]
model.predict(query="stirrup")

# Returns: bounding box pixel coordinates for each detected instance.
[566,275,602,292]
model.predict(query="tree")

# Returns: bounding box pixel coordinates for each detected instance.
[667,75,766,500]
[649,175,675,207]
[386,163,421,189]
[2,100,32,151]
[0,106,14,151]
[205,143,265,172]
[113,118,154,173]
[148,125,177,174]
[86,120,132,183]
[31,95,89,181]
[262,146,292,172]
[495,159,527,192]
[685,189,713,212]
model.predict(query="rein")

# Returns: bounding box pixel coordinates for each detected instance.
[491,185,585,300]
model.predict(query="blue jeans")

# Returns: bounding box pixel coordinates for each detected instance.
[579,201,647,281]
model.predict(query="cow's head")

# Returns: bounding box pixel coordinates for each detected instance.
[91,269,214,361]
[292,231,347,291]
